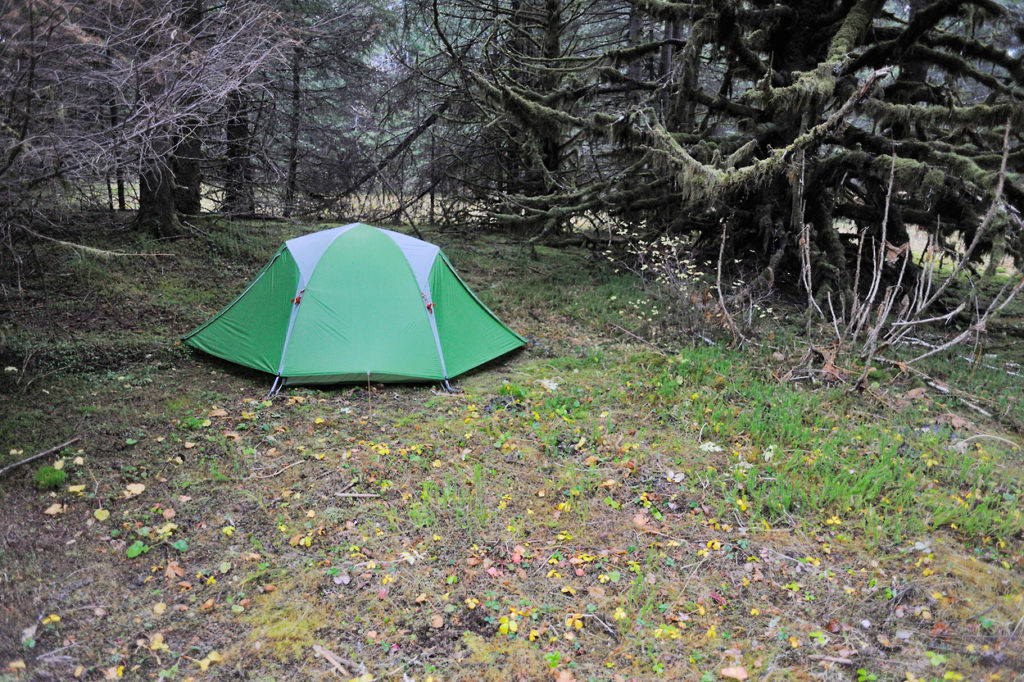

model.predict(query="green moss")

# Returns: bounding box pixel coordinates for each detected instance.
[828,0,880,61]
[34,466,67,489]
[244,597,326,662]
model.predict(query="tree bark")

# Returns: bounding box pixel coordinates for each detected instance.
[284,46,302,218]
[137,138,179,237]
[173,131,202,214]
[109,100,126,211]
[172,0,204,215]
[224,90,254,215]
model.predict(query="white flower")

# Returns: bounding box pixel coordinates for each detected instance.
[538,378,560,392]
[699,441,723,453]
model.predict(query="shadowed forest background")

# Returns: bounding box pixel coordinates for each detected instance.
[2,0,1022,287]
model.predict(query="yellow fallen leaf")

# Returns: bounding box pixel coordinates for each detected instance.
[223,431,240,441]
[184,442,196,449]
[41,613,60,625]
[44,503,65,515]
[68,484,86,495]
[8,660,26,672]
[94,509,110,522]
[153,602,167,615]
[198,651,222,671]
[149,632,169,652]
[73,456,85,465]
[53,458,65,470]
[124,483,145,498]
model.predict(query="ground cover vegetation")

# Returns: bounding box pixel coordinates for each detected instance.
[0,219,1021,681]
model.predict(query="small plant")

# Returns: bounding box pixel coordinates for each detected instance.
[126,540,150,558]
[34,466,67,489]
[856,669,878,681]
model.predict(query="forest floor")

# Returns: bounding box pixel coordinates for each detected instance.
[1,218,1022,682]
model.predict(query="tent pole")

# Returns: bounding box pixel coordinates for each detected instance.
[266,375,282,399]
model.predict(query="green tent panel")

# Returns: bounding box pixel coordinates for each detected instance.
[183,223,525,386]
[430,254,525,378]
[184,248,299,375]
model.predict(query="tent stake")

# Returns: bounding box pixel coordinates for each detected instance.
[266,375,282,399]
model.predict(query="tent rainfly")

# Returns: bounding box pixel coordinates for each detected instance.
[183,223,525,390]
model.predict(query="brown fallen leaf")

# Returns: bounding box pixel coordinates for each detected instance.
[124,483,145,498]
[44,503,66,515]
[208,408,228,418]
[720,666,749,680]
[161,507,176,520]
[165,560,185,580]
[200,598,216,611]
[430,614,444,628]
[631,512,659,534]
[553,669,577,682]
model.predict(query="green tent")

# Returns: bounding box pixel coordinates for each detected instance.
[183,223,525,389]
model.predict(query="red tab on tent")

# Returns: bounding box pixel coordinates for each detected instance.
[292,289,305,305]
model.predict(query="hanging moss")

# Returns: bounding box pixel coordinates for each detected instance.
[860,99,1024,130]
[827,0,882,61]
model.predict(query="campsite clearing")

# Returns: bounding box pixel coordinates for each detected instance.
[1,220,1022,681]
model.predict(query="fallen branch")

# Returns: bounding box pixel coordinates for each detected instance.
[250,460,304,479]
[311,644,359,676]
[21,226,176,258]
[0,436,82,479]
[808,655,854,665]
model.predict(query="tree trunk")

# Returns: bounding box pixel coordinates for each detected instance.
[137,139,179,237]
[284,46,302,218]
[224,90,254,215]
[173,0,204,214]
[173,131,202,214]
[109,101,126,211]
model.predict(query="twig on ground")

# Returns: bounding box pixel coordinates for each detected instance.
[250,460,305,479]
[311,643,358,676]
[0,436,82,478]
[606,322,669,354]
[808,655,853,665]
